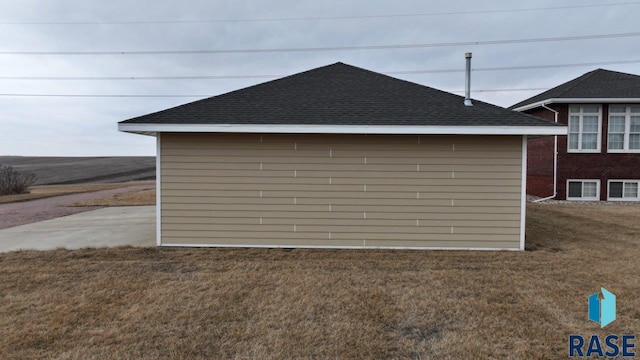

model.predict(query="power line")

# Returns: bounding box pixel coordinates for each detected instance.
[466,88,548,93]
[0,75,283,80]
[0,94,206,98]
[4,32,640,56]
[1,1,638,25]
[391,59,640,75]
[2,59,640,80]
[1,31,640,56]
[0,88,549,98]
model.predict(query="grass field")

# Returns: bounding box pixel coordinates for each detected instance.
[68,188,156,207]
[0,156,155,185]
[0,181,155,204]
[0,203,638,359]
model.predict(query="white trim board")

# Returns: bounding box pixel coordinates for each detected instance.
[156,133,162,246]
[159,243,521,251]
[520,136,527,251]
[118,123,567,136]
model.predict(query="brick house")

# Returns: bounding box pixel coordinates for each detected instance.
[511,69,640,201]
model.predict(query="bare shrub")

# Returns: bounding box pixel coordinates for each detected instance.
[0,165,37,195]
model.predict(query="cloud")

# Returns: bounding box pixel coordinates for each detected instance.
[1,0,640,155]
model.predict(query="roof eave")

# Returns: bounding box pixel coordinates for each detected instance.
[512,98,640,112]
[118,123,567,136]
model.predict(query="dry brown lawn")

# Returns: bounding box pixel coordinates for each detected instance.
[68,188,156,207]
[0,203,638,359]
[0,181,155,204]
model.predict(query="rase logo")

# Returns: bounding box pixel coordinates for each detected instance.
[588,287,616,328]
[569,288,636,358]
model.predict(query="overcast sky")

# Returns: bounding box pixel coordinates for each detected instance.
[2,0,640,156]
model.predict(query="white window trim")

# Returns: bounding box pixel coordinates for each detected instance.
[566,179,601,201]
[607,105,640,153]
[568,105,602,153]
[607,179,640,201]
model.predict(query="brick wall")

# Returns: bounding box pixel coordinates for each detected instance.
[525,107,557,198]
[527,137,555,197]
[525,103,640,200]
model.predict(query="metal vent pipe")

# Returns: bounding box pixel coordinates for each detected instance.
[464,52,473,106]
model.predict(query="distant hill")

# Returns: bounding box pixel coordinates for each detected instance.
[0,157,155,185]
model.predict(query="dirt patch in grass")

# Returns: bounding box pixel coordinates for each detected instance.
[0,203,638,359]
[68,188,156,207]
[0,181,155,204]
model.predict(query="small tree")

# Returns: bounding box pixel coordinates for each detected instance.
[0,165,37,195]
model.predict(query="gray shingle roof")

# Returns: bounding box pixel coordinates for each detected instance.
[121,62,557,127]
[510,69,640,110]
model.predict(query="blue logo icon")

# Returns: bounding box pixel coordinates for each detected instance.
[588,288,616,328]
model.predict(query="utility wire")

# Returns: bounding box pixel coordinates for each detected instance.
[1,31,640,56]
[2,59,639,80]
[0,1,638,25]
[0,88,550,98]
[468,88,548,93]
[0,74,283,80]
[391,59,640,75]
[0,94,206,98]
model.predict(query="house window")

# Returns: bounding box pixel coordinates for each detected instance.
[568,105,601,152]
[608,105,640,152]
[566,180,600,201]
[608,180,640,200]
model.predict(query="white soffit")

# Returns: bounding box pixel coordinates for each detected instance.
[118,123,567,136]
[512,98,640,112]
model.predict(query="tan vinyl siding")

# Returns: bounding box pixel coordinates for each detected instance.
[160,133,524,249]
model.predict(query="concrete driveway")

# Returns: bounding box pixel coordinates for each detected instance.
[0,206,155,252]
[0,183,155,230]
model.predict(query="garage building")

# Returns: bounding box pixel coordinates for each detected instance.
[119,63,565,250]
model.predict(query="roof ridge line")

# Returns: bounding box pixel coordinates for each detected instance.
[594,67,640,79]
[551,69,600,99]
